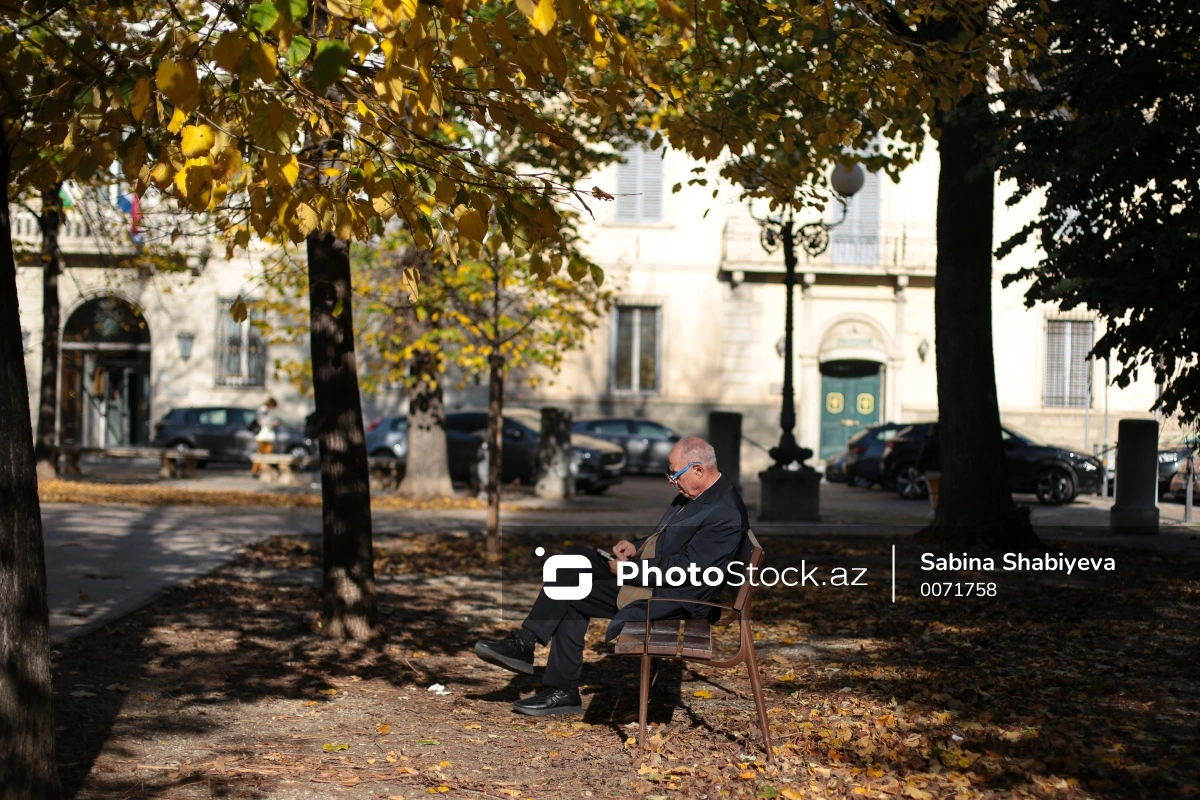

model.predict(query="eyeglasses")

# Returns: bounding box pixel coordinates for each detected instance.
[666,462,701,484]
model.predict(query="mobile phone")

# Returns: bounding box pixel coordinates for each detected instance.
[596,548,615,561]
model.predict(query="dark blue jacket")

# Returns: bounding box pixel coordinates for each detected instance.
[605,473,748,640]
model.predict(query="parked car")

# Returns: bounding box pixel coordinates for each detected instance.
[844,422,915,487]
[151,406,313,463]
[366,415,409,461]
[1157,434,1199,494]
[879,423,1103,505]
[572,417,681,474]
[447,409,626,494]
[363,409,627,493]
[824,450,849,483]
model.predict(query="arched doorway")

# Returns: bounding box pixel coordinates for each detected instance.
[817,320,888,459]
[60,296,152,447]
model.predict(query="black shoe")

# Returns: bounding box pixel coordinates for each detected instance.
[512,687,583,716]
[474,630,535,675]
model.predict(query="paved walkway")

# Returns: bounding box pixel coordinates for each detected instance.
[41,465,1200,642]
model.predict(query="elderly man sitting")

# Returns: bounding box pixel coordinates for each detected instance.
[474,436,748,715]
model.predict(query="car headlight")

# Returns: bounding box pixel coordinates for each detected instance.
[1160,452,1179,463]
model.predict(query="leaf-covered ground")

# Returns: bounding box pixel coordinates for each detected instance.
[55,532,1200,799]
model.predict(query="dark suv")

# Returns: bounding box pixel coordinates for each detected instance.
[880,423,1103,505]
[151,406,313,463]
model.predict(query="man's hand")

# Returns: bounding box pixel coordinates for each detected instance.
[612,540,636,561]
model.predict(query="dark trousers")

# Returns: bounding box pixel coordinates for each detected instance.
[522,546,619,692]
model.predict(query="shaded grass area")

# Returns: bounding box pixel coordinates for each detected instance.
[54,532,1200,799]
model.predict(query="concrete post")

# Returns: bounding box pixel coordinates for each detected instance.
[1110,418,1159,533]
[708,411,742,489]
[535,407,574,499]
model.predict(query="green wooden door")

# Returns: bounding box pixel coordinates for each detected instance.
[819,367,882,459]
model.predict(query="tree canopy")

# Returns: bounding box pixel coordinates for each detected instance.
[998,0,1200,424]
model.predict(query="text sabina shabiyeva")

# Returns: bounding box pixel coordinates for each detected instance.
[921,552,1116,575]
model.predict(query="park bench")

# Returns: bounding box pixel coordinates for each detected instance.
[59,445,210,478]
[614,529,774,763]
[368,456,405,492]
[250,452,304,486]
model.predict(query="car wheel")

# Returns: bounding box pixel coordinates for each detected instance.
[1036,467,1075,505]
[169,440,206,469]
[371,449,397,459]
[895,465,928,500]
[290,445,310,460]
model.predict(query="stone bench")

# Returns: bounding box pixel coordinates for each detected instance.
[250,453,303,486]
[59,445,210,478]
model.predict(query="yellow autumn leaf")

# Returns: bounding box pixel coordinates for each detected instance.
[265,154,300,188]
[529,0,557,34]
[287,202,319,242]
[778,669,795,682]
[155,59,199,110]
[738,770,756,780]
[318,687,338,696]
[866,765,885,778]
[130,78,151,122]
[149,160,174,189]
[376,723,391,734]
[692,689,712,699]
[214,32,247,72]
[249,42,279,83]
[400,267,419,303]
[167,106,189,134]
[180,125,215,158]
[455,206,488,241]
[214,147,243,182]
[350,33,375,59]
[174,160,214,209]
[781,789,805,800]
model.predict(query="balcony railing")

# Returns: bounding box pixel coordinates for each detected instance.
[721,216,937,275]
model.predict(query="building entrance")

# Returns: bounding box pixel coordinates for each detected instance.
[60,296,152,447]
[818,359,882,459]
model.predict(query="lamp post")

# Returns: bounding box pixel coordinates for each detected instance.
[176,330,195,362]
[756,163,864,520]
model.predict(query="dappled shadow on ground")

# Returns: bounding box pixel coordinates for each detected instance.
[53,531,1200,799]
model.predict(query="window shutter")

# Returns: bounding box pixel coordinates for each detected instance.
[615,147,642,223]
[831,170,880,264]
[1066,321,1093,407]
[640,149,664,222]
[1044,321,1067,407]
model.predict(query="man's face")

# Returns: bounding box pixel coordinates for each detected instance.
[667,450,706,498]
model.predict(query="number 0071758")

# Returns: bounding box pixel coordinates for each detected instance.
[920,582,997,597]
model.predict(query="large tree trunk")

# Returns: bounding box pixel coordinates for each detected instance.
[34,185,62,481]
[399,349,454,500]
[0,148,62,798]
[307,231,378,640]
[925,93,1037,548]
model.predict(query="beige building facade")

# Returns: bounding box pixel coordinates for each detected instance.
[508,144,1165,473]
[14,142,1166,469]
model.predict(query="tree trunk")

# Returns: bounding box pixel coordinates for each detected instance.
[307,231,378,640]
[535,407,574,500]
[0,147,62,799]
[924,93,1037,548]
[399,349,454,500]
[34,185,62,482]
[485,354,505,556]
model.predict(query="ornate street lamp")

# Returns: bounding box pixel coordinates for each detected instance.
[756,163,864,471]
[176,330,195,362]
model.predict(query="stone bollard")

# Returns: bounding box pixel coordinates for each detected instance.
[1111,418,1159,534]
[708,411,742,490]
[535,407,574,499]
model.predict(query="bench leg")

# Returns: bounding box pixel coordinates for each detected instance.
[182,455,197,478]
[65,452,81,475]
[638,653,652,751]
[160,453,175,479]
[259,465,277,485]
[279,463,297,487]
[744,641,775,764]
